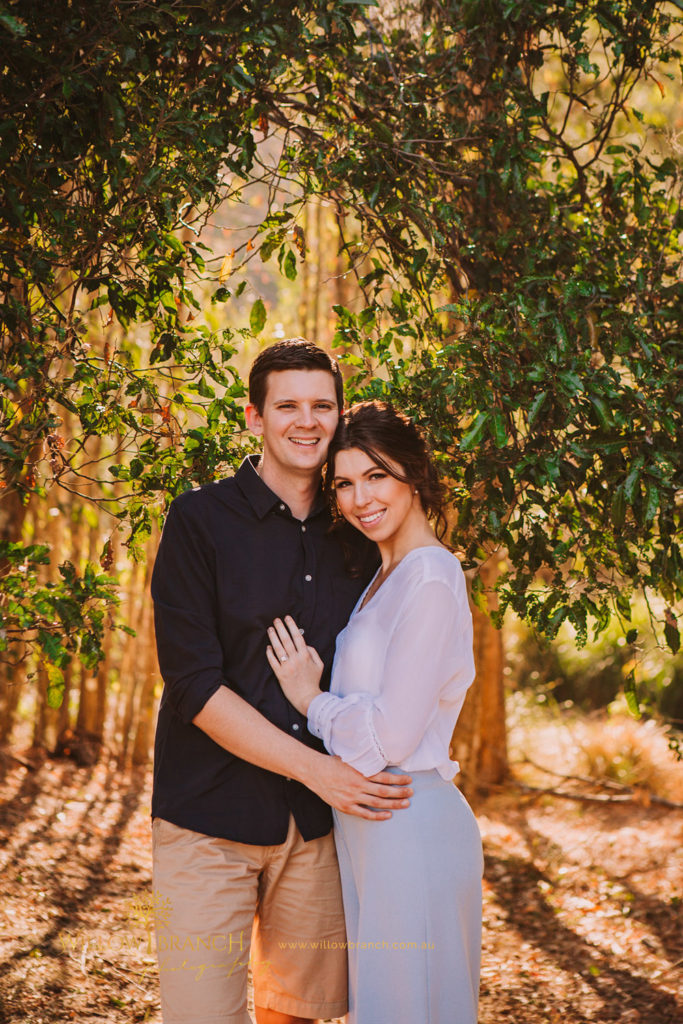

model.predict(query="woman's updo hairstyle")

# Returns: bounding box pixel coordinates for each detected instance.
[326,400,447,540]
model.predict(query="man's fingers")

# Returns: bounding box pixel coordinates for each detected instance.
[348,806,393,821]
[362,792,411,809]
[368,771,412,787]
[365,782,413,801]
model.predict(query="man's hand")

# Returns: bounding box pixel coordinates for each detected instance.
[300,754,412,820]
[193,687,411,821]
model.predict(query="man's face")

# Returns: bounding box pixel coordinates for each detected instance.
[246,369,340,478]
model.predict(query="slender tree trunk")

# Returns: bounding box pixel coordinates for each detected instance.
[114,558,143,765]
[131,532,159,765]
[0,477,34,746]
[450,561,508,797]
[30,497,62,753]
[299,202,311,338]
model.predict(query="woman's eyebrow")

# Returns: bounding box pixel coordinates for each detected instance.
[333,467,379,481]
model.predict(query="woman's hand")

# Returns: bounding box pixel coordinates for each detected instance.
[266,615,324,716]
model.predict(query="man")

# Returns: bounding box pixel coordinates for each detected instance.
[151,339,412,1024]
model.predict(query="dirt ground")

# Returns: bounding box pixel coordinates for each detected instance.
[0,757,681,1024]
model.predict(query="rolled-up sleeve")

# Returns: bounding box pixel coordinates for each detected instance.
[151,496,225,724]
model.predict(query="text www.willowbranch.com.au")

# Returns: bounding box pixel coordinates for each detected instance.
[279,939,435,951]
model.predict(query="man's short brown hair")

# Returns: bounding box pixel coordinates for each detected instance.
[248,338,344,413]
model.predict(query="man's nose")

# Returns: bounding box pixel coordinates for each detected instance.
[294,405,316,428]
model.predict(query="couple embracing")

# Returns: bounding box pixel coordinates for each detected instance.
[151,339,483,1024]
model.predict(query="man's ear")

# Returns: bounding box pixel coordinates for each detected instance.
[245,402,263,436]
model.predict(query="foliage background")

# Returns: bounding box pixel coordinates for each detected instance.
[0,0,681,761]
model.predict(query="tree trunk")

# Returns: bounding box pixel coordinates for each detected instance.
[450,561,508,797]
[131,532,159,765]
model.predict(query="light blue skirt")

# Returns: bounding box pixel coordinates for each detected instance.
[333,770,483,1024]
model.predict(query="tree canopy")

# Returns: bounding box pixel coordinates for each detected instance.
[1,0,681,708]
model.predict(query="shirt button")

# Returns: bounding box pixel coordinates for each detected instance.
[304,574,312,582]
[292,723,299,731]
[301,524,307,532]
[279,503,286,511]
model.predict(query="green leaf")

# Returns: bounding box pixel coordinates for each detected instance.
[0,12,27,35]
[250,298,267,336]
[624,467,640,504]
[491,410,507,448]
[527,392,547,426]
[45,662,65,708]
[616,591,631,621]
[470,572,487,612]
[460,412,489,451]
[624,670,640,719]
[664,612,680,655]
[611,486,625,529]
[46,685,64,709]
[283,249,297,281]
[644,482,659,524]
[589,395,612,428]
[164,233,185,255]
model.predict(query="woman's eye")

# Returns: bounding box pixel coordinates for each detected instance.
[335,481,350,489]
[369,473,386,481]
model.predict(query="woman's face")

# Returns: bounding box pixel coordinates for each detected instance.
[332,447,417,543]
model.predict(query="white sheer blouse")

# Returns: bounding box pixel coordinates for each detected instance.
[307,545,475,779]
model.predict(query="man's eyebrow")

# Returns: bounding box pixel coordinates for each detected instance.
[273,397,336,403]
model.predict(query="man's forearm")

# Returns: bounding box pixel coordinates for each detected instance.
[192,684,413,821]
[192,684,320,786]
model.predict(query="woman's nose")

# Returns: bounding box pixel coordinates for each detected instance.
[353,483,371,507]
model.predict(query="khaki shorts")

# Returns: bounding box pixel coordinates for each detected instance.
[152,815,348,1023]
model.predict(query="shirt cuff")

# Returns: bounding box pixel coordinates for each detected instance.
[307,691,338,741]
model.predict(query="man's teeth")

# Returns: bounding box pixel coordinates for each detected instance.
[359,510,385,524]
[290,438,318,446]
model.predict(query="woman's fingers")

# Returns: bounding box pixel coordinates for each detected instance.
[307,646,324,669]
[283,615,307,652]
[265,645,281,674]
[267,625,290,663]
[271,617,297,655]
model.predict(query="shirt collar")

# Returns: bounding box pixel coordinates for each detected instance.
[235,455,328,521]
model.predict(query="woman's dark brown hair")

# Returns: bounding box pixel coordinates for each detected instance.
[326,400,448,541]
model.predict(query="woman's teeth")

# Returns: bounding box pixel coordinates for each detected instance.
[359,510,385,525]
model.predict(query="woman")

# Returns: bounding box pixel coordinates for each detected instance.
[266,401,482,1024]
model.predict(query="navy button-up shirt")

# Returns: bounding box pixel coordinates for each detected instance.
[151,456,376,844]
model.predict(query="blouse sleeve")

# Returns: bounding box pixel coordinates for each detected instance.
[307,575,474,776]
